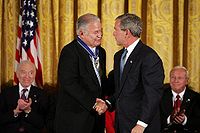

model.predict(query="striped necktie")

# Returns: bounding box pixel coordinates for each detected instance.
[120,49,128,78]
[174,94,181,111]
[21,88,28,100]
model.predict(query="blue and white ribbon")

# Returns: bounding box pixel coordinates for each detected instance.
[77,36,101,86]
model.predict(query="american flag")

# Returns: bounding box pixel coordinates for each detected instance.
[14,0,43,87]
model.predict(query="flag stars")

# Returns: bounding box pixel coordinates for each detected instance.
[24,30,28,37]
[23,39,27,46]
[29,21,33,28]
[23,1,26,6]
[31,11,35,17]
[30,30,33,36]
[28,0,31,6]
[22,10,26,16]
[27,11,30,17]
[22,20,24,26]
[26,20,30,26]
[32,5,36,10]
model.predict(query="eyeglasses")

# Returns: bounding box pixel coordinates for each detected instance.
[170,76,186,81]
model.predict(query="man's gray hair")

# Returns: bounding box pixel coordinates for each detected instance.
[116,13,142,37]
[76,13,100,35]
[16,60,36,73]
[170,66,189,79]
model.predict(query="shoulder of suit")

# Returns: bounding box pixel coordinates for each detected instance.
[31,85,43,92]
[62,39,77,49]
[0,85,18,96]
[3,85,18,91]
[98,46,105,51]
[60,40,78,56]
[185,87,200,97]
[115,49,124,55]
[162,85,172,95]
[140,43,157,54]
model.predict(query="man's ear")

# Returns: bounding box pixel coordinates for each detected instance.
[125,29,131,38]
[79,30,85,38]
[125,29,129,35]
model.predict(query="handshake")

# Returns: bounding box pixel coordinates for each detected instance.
[93,98,108,115]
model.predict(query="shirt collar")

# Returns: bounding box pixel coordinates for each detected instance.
[19,83,31,93]
[126,38,140,55]
[88,46,96,55]
[171,87,186,100]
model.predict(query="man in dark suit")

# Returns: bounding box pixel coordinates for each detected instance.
[160,66,200,133]
[96,13,164,133]
[54,13,107,133]
[0,60,48,133]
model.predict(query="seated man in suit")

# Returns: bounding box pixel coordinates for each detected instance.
[0,60,48,133]
[160,66,200,133]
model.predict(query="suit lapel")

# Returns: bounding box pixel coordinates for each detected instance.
[76,42,101,87]
[181,88,193,111]
[14,85,20,100]
[119,41,143,90]
[28,85,35,99]
[115,50,123,89]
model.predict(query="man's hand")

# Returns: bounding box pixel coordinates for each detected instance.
[170,109,186,124]
[95,98,108,115]
[173,109,186,124]
[17,98,32,111]
[131,124,145,133]
[13,105,22,117]
[24,98,32,113]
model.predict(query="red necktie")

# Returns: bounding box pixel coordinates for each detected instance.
[174,94,181,111]
[21,89,28,100]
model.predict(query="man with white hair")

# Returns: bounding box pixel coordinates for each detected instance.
[55,13,107,133]
[0,60,48,133]
[160,66,200,133]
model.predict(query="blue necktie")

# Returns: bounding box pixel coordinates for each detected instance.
[120,49,128,78]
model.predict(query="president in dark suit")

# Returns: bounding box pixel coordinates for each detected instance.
[54,13,107,133]
[96,13,164,133]
[0,60,48,133]
[160,66,200,133]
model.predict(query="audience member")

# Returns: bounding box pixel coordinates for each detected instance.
[160,66,200,133]
[0,60,48,133]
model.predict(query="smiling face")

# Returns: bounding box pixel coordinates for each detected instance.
[16,61,36,88]
[79,21,102,48]
[170,67,188,93]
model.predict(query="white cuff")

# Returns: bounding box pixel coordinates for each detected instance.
[137,120,148,128]
[182,115,187,125]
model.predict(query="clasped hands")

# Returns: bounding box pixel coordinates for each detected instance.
[170,108,186,124]
[94,98,108,115]
[14,98,32,115]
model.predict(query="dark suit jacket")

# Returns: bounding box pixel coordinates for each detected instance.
[108,40,164,133]
[55,39,107,133]
[0,85,48,133]
[160,85,200,133]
